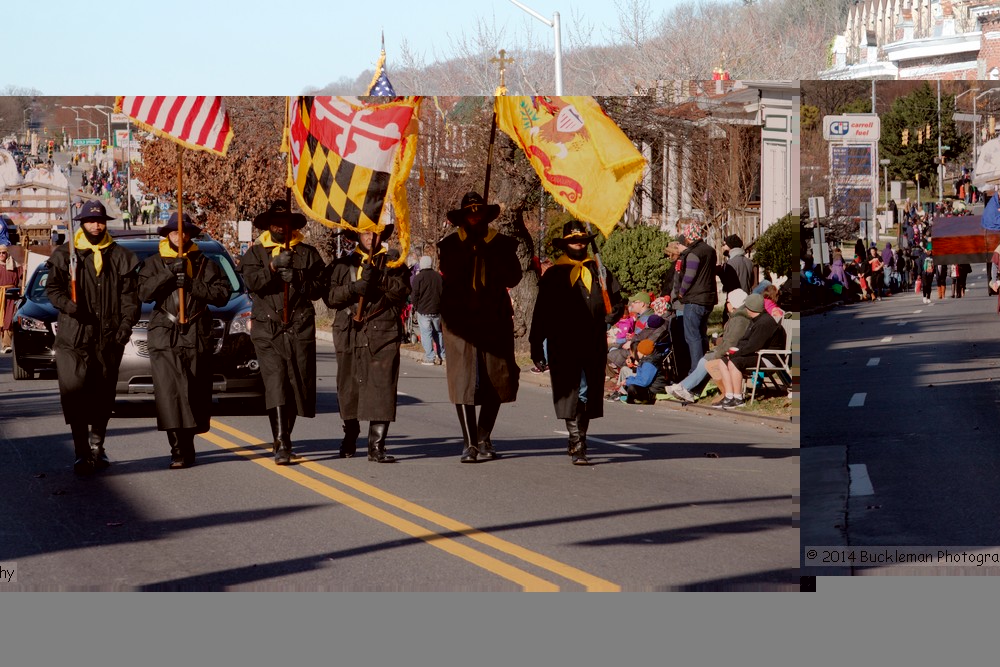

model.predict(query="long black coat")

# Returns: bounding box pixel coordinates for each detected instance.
[438,228,521,405]
[239,241,327,416]
[138,249,230,432]
[47,239,139,425]
[529,260,623,419]
[324,250,410,422]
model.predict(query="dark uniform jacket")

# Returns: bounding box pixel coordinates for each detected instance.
[727,313,784,372]
[410,268,443,315]
[438,228,521,405]
[324,249,410,422]
[529,259,622,419]
[138,248,230,432]
[47,238,139,425]
[239,241,327,416]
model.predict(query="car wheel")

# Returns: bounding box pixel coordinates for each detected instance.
[11,346,32,380]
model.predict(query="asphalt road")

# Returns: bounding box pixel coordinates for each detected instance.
[0,339,798,591]
[802,268,1000,574]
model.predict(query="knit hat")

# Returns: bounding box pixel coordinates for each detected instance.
[636,339,655,356]
[676,221,704,246]
[744,293,765,313]
[646,314,665,329]
[629,291,650,305]
[727,288,748,309]
[419,255,433,270]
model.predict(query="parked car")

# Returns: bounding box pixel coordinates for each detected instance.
[10,235,264,401]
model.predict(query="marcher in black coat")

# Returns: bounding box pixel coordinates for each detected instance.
[46,200,139,476]
[529,221,623,465]
[138,213,230,468]
[324,227,411,462]
[239,201,327,465]
[438,192,522,463]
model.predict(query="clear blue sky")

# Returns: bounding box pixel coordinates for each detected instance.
[5,1,684,95]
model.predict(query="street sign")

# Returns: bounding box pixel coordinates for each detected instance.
[72,138,101,146]
[823,114,881,142]
[808,196,826,220]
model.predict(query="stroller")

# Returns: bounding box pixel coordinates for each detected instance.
[650,314,682,385]
[401,302,420,344]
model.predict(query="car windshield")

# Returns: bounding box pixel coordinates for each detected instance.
[26,244,244,305]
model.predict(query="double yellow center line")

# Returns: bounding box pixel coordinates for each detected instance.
[202,419,621,592]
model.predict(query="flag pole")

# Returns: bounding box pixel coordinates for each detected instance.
[282,99,291,325]
[484,106,498,200]
[176,143,186,324]
[586,224,612,315]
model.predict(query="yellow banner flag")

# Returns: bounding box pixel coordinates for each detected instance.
[495,96,646,237]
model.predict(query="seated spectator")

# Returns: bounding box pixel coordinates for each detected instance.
[761,284,785,322]
[667,288,751,404]
[608,312,636,348]
[608,313,668,370]
[606,291,655,369]
[622,339,667,405]
[703,293,785,409]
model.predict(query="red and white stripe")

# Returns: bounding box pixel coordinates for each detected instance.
[116,96,233,155]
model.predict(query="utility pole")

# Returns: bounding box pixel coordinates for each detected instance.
[938,80,943,203]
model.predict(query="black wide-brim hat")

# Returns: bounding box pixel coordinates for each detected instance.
[552,220,597,248]
[253,200,307,230]
[446,192,500,226]
[72,199,114,222]
[339,223,395,244]
[157,212,202,238]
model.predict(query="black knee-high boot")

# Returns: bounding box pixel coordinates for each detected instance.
[167,430,185,469]
[339,419,360,458]
[274,404,292,465]
[367,421,395,463]
[456,404,478,462]
[179,428,197,467]
[476,402,500,460]
[267,408,280,454]
[72,422,94,476]
[573,404,592,466]
[90,420,110,470]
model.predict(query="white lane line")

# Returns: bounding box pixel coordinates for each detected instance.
[867,358,880,367]
[849,464,875,497]
[554,430,647,452]
[913,309,923,314]
[881,337,892,343]
[848,393,866,407]
[897,322,906,326]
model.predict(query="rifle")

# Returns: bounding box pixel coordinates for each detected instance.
[65,187,77,303]
[353,228,383,323]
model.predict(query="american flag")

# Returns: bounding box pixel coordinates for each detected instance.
[114,96,234,156]
[368,70,397,97]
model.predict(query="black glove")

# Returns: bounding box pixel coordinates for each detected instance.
[176,272,191,290]
[359,263,381,284]
[115,326,132,346]
[64,300,79,316]
[349,279,368,296]
[170,258,187,275]
[277,267,294,283]
[271,250,293,270]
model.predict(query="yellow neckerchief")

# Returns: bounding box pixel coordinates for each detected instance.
[555,254,593,292]
[353,245,387,279]
[258,229,305,257]
[158,238,199,277]
[456,226,498,290]
[74,229,114,276]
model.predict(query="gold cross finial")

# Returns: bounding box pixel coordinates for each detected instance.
[490,49,514,90]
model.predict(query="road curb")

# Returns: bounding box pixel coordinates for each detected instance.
[315,330,793,428]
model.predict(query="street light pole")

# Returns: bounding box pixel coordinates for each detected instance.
[507,0,563,95]
[83,105,112,146]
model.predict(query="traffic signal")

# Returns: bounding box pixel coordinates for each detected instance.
[902,128,909,146]
[918,128,924,144]
[47,144,53,160]
[925,122,931,138]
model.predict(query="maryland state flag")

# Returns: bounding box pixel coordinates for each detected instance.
[286,96,420,261]
[495,96,645,237]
